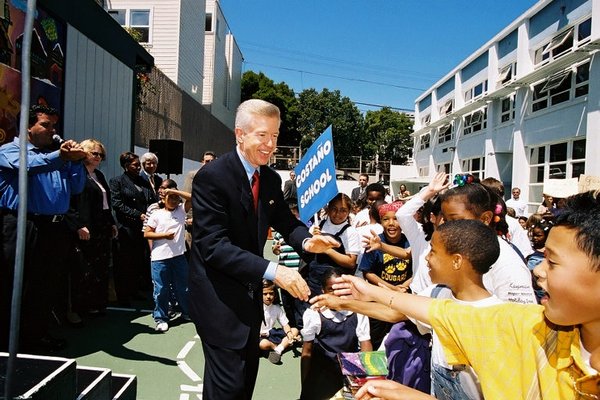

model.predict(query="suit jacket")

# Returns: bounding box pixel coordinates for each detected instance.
[109,172,157,233]
[140,171,163,195]
[282,179,297,202]
[189,150,310,349]
[68,168,115,232]
[351,186,366,203]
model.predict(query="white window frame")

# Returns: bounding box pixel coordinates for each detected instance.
[437,124,453,144]
[418,166,429,177]
[498,62,517,86]
[463,107,487,135]
[461,157,486,179]
[439,99,453,117]
[421,113,431,127]
[531,60,590,113]
[464,80,488,104]
[129,9,151,43]
[533,18,591,67]
[419,133,431,150]
[500,94,515,123]
[528,139,586,206]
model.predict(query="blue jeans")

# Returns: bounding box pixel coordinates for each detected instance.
[151,254,189,322]
[432,363,479,400]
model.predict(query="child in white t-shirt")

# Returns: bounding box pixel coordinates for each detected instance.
[259,280,300,365]
[144,189,191,332]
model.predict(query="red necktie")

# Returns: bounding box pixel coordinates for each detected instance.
[251,170,260,211]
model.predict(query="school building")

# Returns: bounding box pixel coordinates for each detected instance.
[411,0,600,214]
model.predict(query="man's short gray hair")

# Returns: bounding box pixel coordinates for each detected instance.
[140,152,158,164]
[235,99,280,131]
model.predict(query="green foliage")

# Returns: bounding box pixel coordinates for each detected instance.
[240,70,414,168]
[364,107,414,164]
[297,88,366,168]
[241,71,300,146]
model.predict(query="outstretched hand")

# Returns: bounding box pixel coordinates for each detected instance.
[274,266,310,302]
[304,234,340,253]
[355,379,435,400]
[309,293,344,311]
[363,229,382,253]
[428,171,450,193]
[331,274,377,302]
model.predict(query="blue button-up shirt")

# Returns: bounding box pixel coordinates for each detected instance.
[0,137,86,214]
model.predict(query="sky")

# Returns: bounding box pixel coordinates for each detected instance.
[219,0,539,113]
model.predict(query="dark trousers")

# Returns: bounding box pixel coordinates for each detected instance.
[1,213,72,350]
[201,339,261,400]
[113,227,149,304]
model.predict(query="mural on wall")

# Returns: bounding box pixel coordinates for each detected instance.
[0,0,66,144]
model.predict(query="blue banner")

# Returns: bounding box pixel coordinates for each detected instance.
[294,126,338,223]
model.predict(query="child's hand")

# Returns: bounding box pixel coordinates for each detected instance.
[332,274,375,302]
[272,241,282,255]
[164,231,175,240]
[356,379,435,400]
[363,230,382,253]
[310,293,343,311]
[428,172,450,193]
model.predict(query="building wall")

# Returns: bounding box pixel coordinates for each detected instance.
[63,26,134,180]
[177,0,205,102]
[412,0,600,213]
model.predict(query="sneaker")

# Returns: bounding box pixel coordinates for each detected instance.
[155,321,169,332]
[168,310,182,321]
[267,350,282,365]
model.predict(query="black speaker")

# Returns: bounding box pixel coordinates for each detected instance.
[149,139,183,175]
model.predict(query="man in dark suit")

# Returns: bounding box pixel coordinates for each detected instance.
[282,170,297,203]
[190,99,338,399]
[351,173,369,203]
[140,152,163,196]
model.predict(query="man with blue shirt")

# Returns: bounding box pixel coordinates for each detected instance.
[0,105,86,352]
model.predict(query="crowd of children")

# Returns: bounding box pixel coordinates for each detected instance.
[260,173,599,400]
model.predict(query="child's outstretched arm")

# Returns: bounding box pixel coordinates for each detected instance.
[310,293,407,323]
[332,274,433,325]
[355,379,435,400]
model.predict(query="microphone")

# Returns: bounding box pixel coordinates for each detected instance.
[52,134,65,145]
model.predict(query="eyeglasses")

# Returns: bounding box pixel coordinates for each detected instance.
[91,151,105,160]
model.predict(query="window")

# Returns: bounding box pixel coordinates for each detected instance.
[438,124,453,144]
[129,10,150,42]
[418,166,429,177]
[463,108,487,135]
[108,9,151,43]
[462,157,485,179]
[464,80,488,103]
[500,95,515,123]
[531,61,590,113]
[419,133,431,150]
[108,9,126,25]
[439,99,453,117]
[421,113,431,127]
[437,163,451,174]
[498,62,517,86]
[528,139,586,204]
[205,13,213,31]
[534,19,592,66]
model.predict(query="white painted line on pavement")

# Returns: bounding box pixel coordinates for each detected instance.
[178,360,202,382]
[179,394,189,400]
[177,341,195,359]
[180,383,203,392]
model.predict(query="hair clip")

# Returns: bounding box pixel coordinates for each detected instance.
[452,174,475,187]
[494,203,503,215]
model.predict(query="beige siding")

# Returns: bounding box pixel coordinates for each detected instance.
[108,0,181,83]
[63,25,133,180]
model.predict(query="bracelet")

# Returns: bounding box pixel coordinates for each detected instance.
[388,296,394,308]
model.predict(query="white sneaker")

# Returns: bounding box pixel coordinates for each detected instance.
[155,321,169,332]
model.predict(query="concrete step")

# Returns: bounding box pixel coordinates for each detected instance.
[110,374,137,400]
[76,366,111,400]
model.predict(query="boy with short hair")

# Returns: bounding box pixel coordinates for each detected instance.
[324,190,600,400]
